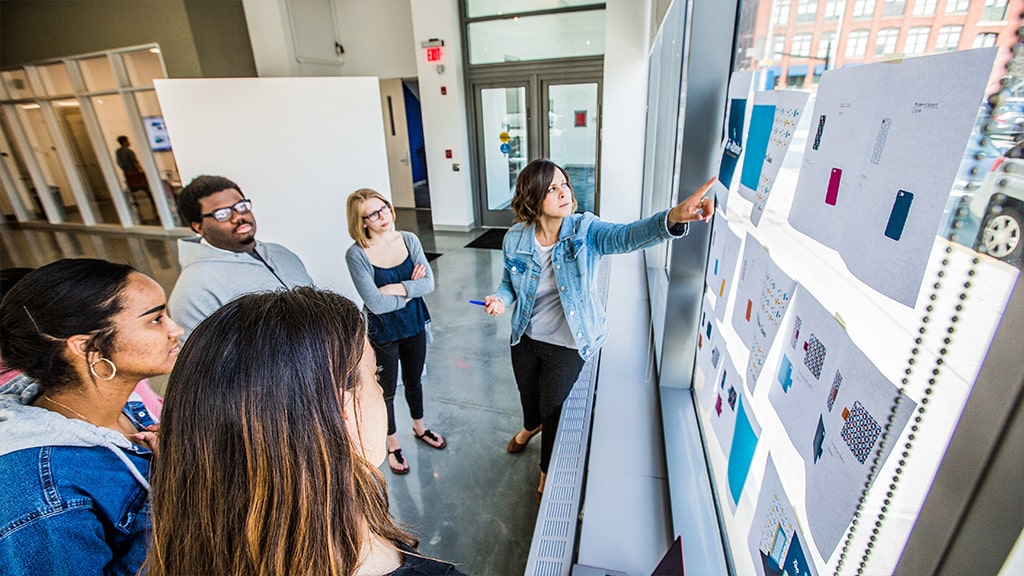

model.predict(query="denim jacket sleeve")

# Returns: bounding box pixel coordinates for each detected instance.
[1,506,120,576]
[493,226,520,307]
[585,208,685,256]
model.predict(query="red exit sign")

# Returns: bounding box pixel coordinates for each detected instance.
[426,46,443,62]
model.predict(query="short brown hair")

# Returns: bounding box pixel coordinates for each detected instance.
[510,159,577,224]
[345,188,394,248]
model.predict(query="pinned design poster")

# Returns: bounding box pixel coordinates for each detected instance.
[736,90,810,225]
[768,287,915,557]
[732,234,797,389]
[788,48,997,306]
[705,213,744,320]
[717,70,755,213]
[749,458,819,576]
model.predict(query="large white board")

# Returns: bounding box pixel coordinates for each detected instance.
[154,77,392,302]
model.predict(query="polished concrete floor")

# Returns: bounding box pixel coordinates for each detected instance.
[0,209,539,575]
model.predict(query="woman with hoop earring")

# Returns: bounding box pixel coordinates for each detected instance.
[0,258,183,575]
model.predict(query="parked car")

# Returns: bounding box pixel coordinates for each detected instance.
[984,97,1024,144]
[969,141,1024,267]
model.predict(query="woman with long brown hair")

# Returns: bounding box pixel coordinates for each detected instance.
[147,287,464,575]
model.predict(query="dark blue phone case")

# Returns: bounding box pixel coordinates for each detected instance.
[884,189,913,241]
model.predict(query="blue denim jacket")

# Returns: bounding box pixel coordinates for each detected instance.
[0,376,156,576]
[493,209,686,360]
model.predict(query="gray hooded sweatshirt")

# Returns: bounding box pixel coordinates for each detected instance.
[168,236,313,339]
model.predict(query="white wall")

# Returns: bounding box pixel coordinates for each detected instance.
[154,77,391,303]
[410,0,475,230]
[334,0,417,78]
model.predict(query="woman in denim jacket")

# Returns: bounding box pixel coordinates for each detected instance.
[0,259,183,575]
[483,159,714,501]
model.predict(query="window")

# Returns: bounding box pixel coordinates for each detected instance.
[846,29,870,55]
[772,0,792,24]
[818,32,836,58]
[792,33,814,56]
[945,0,970,12]
[912,0,937,14]
[983,0,1008,20]
[466,9,606,64]
[771,34,788,58]
[904,26,930,53]
[973,32,998,47]
[825,0,846,18]
[875,28,900,54]
[852,0,875,17]
[797,0,819,22]
[935,25,963,51]
[883,0,906,15]
[786,74,807,87]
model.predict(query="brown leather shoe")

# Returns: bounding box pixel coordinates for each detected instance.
[507,425,542,453]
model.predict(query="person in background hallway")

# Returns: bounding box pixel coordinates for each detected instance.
[0,258,182,575]
[147,288,466,576]
[345,189,446,476]
[115,135,143,178]
[168,175,312,339]
[483,159,715,502]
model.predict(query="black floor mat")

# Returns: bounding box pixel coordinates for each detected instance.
[464,228,508,250]
[425,252,441,262]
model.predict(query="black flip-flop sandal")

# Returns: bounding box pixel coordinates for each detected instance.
[414,429,447,449]
[388,448,410,474]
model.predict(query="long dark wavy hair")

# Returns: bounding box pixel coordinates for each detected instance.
[0,258,134,393]
[148,287,415,576]
[510,158,578,224]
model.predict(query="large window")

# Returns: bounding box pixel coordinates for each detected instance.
[466,10,606,64]
[912,0,938,14]
[772,0,793,24]
[797,0,818,22]
[845,29,870,56]
[983,0,1008,20]
[905,26,931,53]
[935,25,963,51]
[883,0,906,15]
[875,27,900,54]
[792,33,814,56]
[825,0,846,18]
[818,31,837,58]
[852,0,876,17]
[945,0,970,12]
[973,32,999,47]
[0,45,181,228]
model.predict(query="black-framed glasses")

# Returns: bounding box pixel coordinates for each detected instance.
[201,199,252,222]
[362,202,391,223]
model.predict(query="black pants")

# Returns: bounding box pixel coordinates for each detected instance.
[511,334,586,473]
[373,329,427,436]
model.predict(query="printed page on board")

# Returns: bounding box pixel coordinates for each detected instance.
[705,212,744,321]
[749,90,811,226]
[731,233,797,390]
[748,457,819,576]
[716,70,756,213]
[767,287,916,559]
[696,296,726,388]
[788,66,875,249]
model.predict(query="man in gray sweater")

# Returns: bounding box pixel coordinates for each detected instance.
[168,175,312,339]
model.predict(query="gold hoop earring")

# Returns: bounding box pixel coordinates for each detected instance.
[89,358,117,381]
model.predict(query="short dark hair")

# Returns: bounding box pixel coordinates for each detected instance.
[0,259,134,393]
[117,135,129,146]
[176,175,245,225]
[510,159,576,224]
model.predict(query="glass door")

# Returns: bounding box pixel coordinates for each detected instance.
[470,64,602,227]
[475,84,530,226]
[544,81,599,214]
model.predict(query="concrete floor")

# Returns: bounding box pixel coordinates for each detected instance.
[0,208,539,575]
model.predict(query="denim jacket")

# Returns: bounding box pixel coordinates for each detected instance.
[0,375,156,576]
[493,209,686,360]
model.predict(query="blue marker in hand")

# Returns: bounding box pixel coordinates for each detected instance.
[469,300,486,306]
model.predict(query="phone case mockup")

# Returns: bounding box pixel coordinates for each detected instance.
[884,189,913,241]
[825,168,841,206]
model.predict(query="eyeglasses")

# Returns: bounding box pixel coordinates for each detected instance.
[201,199,252,222]
[362,202,391,223]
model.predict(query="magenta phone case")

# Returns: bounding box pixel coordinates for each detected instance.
[825,168,841,206]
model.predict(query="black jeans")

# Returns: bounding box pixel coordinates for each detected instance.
[373,329,427,436]
[511,334,586,473]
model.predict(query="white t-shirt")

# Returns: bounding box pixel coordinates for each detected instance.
[524,240,577,349]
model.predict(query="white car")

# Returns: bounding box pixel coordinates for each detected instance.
[970,142,1024,267]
